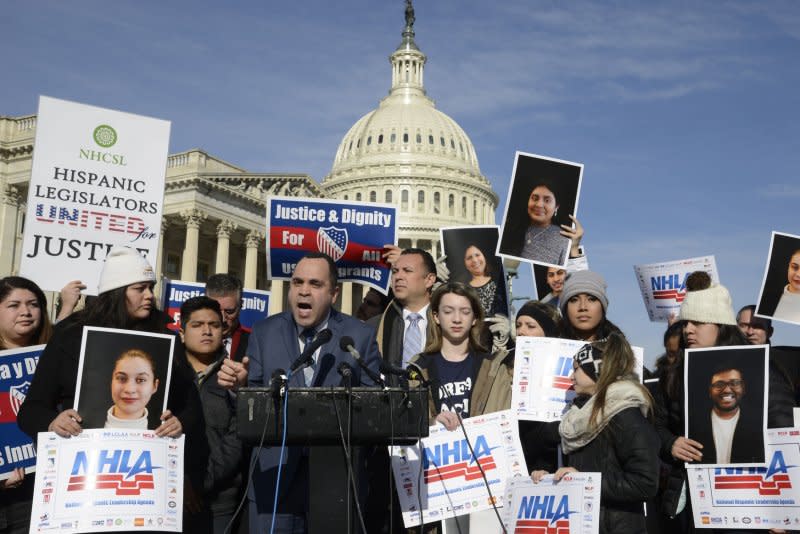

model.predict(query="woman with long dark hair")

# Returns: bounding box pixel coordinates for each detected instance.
[0,276,54,534]
[532,333,659,534]
[17,246,209,531]
[558,270,623,342]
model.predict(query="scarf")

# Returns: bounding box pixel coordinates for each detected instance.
[559,379,650,454]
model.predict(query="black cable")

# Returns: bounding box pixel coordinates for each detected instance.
[224,392,272,534]
[331,387,369,534]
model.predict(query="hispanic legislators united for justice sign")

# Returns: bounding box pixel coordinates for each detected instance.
[20,96,170,294]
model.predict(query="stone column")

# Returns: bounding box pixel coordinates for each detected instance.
[215,220,236,275]
[0,186,20,275]
[244,230,263,289]
[341,282,353,315]
[155,217,170,282]
[269,281,284,315]
[180,209,205,282]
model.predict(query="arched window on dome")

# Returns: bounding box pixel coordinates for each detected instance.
[343,194,349,200]
[416,132,422,144]
[385,190,392,203]
[440,136,445,147]
[461,197,467,217]
[378,134,383,144]
[357,138,361,148]
[433,192,440,214]
[390,132,396,143]
[367,136,372,146]
[417,191,425,212]
[356,192,362,201]
[349,140,353,151]
[428,134,434,145]
[448,194,455,216]
[450,138,455,150]
[401,190,409,211]
[369,191,376,202]
[403,132,409,143]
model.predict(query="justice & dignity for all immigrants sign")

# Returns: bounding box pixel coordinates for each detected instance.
[266,197,397,293]
[20,96,170,294]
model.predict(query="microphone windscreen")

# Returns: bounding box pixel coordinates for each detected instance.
[316,328,333,344]
[339,336,356,351]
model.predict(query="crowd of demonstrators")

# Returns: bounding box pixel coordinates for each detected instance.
[15,246,210,532]
[7,237,800,534]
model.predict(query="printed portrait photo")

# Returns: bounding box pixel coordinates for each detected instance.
[497,152,582,268]
[440,226,509,318]
[684,345,768,467]
[74,327,175,430]
[756,231,800,326]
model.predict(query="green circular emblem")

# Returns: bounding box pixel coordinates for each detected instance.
[93,124,117,148]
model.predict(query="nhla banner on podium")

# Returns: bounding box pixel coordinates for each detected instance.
[20,96,170,294]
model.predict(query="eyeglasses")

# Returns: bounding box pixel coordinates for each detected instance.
[710,379,744,391]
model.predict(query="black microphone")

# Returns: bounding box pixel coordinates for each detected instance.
[379,360,414,381]
[339,336,385,387]
[289,328,333,374]
[337,361,354,380]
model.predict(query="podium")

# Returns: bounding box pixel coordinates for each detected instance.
[237,386,429,533]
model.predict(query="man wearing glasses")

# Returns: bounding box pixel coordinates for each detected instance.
[206,273,251,362]
[694,364,764,464]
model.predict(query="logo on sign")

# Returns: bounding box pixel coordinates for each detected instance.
[9,381,30,415]
[316,226,348,261]
[714,450,794,496]
[423,435,497,484]
[651,274,689,302]
[550,356,573,391]
[515,494,575,533]
[93,125,118,148]
[67,450,158,496]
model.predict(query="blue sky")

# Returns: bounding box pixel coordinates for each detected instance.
[5,1,800,363]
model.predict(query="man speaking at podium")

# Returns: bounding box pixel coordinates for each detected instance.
[235,252,382,534]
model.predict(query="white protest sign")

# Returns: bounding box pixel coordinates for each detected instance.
[511,337,583,422]
[633,256,718,322]
[512,337,644,422]
[689,427,800,529]
[502,473,602,533]
[30,429,183,532]
[20,96,170,294]
[390,409,527,528]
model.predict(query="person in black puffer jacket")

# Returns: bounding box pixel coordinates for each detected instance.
[654,272,795,533]
[533,333,660,534]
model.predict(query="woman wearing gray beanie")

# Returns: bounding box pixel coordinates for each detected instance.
[558,270,623,342]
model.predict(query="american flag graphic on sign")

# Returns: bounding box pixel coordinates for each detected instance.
[317,226,348,261]
[9,381,29,415]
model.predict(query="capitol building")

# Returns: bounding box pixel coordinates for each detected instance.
[0,6,497,314]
